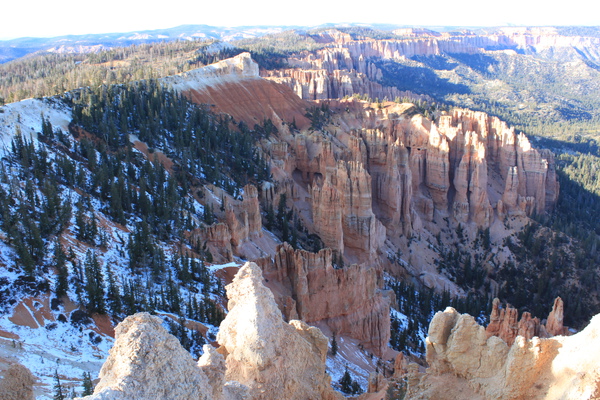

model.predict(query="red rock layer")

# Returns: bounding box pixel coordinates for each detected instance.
[185,79,310,129]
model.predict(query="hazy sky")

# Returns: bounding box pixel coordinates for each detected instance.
[3,0,600,40]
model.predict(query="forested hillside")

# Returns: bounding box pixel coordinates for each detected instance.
[0,76,276,394]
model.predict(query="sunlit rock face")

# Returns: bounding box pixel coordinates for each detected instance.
[258,243,392,357]
[406,306,600,400]
[77,262,341,400]
[217,262,342,400]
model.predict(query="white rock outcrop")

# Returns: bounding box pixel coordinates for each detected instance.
[75,313,222,400]
[77,262,340,400]
[217,262,342,400]
[164,52,260,92]
[406,307,600,400]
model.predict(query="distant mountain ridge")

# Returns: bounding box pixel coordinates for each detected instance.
[0,24,300,63]
[4,24,598,65]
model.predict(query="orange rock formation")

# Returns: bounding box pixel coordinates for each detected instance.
[257,243,392,356]
[485,297,568,345]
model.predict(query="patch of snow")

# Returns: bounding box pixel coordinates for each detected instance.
[0,98,71,156]
[391,308,409,330]
[0,310,112,398]
[207,262,239,273]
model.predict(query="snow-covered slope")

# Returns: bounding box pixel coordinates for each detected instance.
[163,52,260,92]
[0,97,71,153]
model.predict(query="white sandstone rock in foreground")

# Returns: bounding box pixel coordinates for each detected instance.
[75,313,221,400]
[77,262,340,400]
[406,307,600,400]
[217,262,342,400]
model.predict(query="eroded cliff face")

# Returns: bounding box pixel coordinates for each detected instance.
[188,222,233,263]
[265,67,422,103]
[280,101,557,247]
[225,184,264,249]
[310,160,386,260]
[164,53,559,357]
[485,297,569,346]
[257,243,392,356]
[406,307,600,400]
[77,263,342,400]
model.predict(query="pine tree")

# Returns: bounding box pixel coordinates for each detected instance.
[54,240,69,298]
[203,203,214,224]
[82,371,94,396]
[110,179,125,224]
[277,193,287,224]
[350,381,362,395]
[331,332,338,356]
[72,260,85,305]
[265,201,275,230]
[84,251,105,314]
[41,115,54,140]
[106,265,122,316]
[75,200,87,241]
[53,370,65,400]
[339,367,353,394]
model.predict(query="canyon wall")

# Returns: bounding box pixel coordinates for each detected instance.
[265,67,423,102]
[258,243,392,356]
[168,52,558,262]
[264,28,600,103]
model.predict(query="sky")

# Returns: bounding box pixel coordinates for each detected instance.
[2,0,600,40]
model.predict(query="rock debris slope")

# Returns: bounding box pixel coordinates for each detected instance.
[77,262,341,400]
